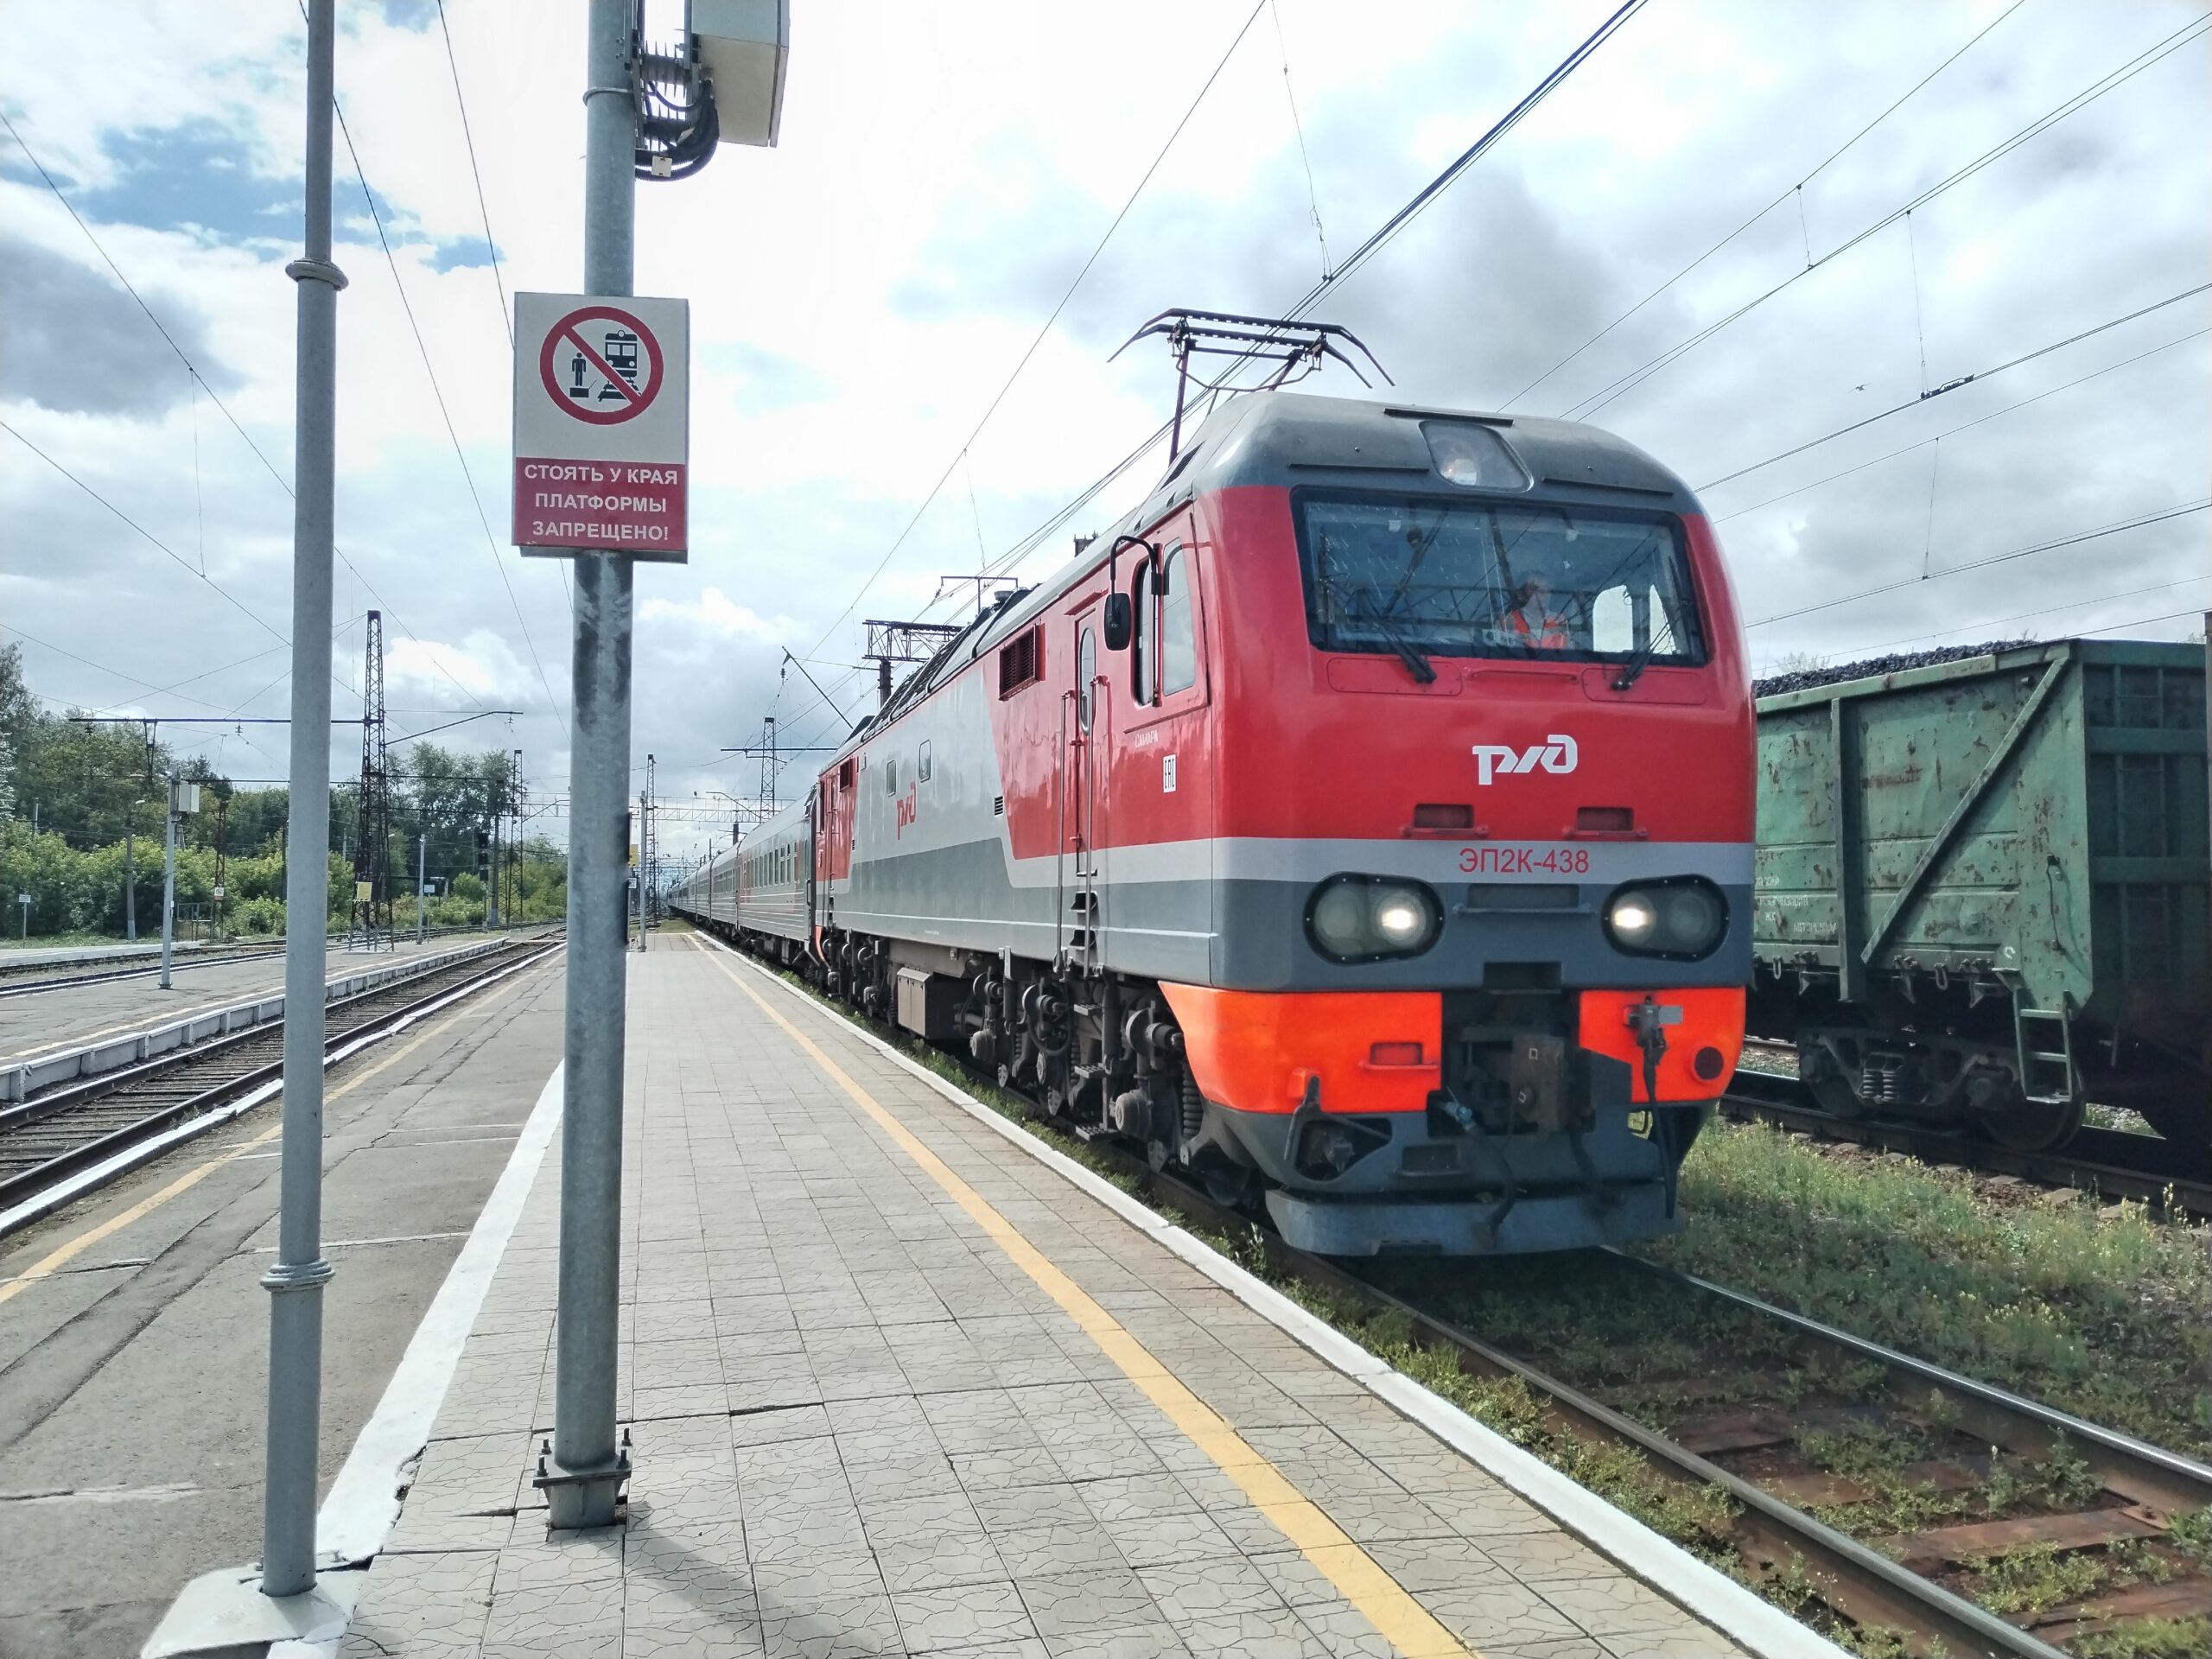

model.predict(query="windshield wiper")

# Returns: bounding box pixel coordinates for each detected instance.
[1611,619,1675,692]
[1321,576,1438,683]
[1368,611,1437,683]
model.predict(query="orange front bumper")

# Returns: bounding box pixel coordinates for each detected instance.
[1158,983,1746,1116]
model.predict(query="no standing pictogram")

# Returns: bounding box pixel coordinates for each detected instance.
[539,304,665,426]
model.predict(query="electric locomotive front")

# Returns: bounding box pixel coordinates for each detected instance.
[777,391,1751,1258]
[1154,394,1754,1255]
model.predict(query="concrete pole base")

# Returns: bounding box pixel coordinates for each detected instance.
[137,1563,359,1659]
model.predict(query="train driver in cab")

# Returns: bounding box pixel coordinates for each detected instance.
[1504,554,1573,650]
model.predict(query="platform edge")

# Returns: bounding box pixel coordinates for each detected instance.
[715,938,1848,1659]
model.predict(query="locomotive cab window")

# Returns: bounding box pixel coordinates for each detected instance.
[1160,546,1195,696]
[1077,626,1096,731]
[1130,560,1151,705]
[1130,544,1199,707]
[1295,493,1706,668]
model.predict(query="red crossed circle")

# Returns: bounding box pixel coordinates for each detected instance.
[538,304,664,425]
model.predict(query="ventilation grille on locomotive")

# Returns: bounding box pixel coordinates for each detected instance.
[998,626,1042,698]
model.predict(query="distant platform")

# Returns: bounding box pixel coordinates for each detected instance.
[0,935,511,1066]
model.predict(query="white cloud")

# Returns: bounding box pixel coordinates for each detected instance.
[387,630,528,705]
[3,0,2206,860]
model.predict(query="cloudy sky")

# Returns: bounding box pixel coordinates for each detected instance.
[4,0,2206,863]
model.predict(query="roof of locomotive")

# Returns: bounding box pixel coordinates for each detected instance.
[837,391,1702,753]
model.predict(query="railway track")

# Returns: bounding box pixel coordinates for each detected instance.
[1724,1056,2212,1222]
[708,938,2212,1658]
[0,934,563,1241]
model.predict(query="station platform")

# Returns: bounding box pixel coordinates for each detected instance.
[328,934,1816,1659]
[0,934,511,1065]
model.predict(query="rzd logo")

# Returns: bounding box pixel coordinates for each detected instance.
[1471,734,1578,786]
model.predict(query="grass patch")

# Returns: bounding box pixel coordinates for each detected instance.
[1637,1120,2212,1457]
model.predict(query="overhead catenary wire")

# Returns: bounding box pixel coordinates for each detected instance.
[0,105,491,721]
[1503,0,2031,410]
[1554,11,2212,423]
[1746,499,2210,630]
[782,0,1651,670]
[1268,0,1330,282]
[1,417,292,651]
[799,0,1274,664]
[434,0,568,612]
[1825,571,2212,660]
[3,623,258,715]
[321,72,569,741]
[434,0,511,350]
[1695,283,2212,493]
[918,0,1654,613]
[1713,325,2210,524]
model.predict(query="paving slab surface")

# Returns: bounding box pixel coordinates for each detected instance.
[346,937,1748,1659]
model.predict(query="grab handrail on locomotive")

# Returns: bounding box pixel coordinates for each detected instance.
[675,388,1757,1256]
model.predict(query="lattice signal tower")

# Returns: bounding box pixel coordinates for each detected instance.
[352,610,393,940]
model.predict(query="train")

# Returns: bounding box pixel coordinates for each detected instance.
[1747,639,2210,1163]
[675,389,1758,1257]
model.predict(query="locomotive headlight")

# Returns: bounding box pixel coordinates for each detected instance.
[1604,878,1726,960]
[1374,891,1429,945]
[1307,875,1442,963]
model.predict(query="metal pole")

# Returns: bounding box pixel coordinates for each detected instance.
[124,818,137,941]
[261,0,342,1599]
[546,0,636,1530]
[417,833,427,944]
[160,772,178,989]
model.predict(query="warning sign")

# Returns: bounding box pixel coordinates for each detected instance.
[512,292,690,561]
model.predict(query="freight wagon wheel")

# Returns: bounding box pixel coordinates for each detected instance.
[1973,1088,2084,1154]
[1796,1039,1870,1120]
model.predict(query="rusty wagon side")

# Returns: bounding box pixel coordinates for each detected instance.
[1747,639,2209,1158]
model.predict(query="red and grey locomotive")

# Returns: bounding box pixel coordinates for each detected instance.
[675,389,1755,1255]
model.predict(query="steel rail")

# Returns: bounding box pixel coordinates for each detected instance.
[0,939,561,1226]
[1610,1252,2212,1518]
[1724,1068,2212,1220]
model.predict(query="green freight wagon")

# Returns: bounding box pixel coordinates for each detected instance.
[1747,639,2209,1159]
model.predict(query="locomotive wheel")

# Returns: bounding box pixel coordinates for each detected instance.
[1973,1088,2084,1154]
[1202,1166,1258,1208]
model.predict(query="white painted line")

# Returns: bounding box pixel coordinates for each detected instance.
[1,1481,199,1505]
[312,1060,562,1568]
[710,938,1844,1659]
[252,1231,469,1254]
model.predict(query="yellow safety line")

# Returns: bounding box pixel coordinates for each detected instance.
[0,959,547,1305]
[692,938,1474,1659]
